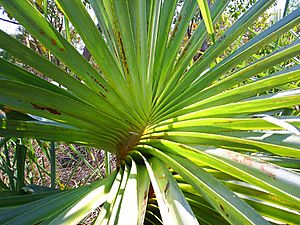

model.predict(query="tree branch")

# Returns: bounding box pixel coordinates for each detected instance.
[0,17,19,25]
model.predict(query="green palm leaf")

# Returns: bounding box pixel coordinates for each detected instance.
[0,0,300,224]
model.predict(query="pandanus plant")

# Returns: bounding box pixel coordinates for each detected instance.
[0,0,300,224]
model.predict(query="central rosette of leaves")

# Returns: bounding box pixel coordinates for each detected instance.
[117,129,145,161]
